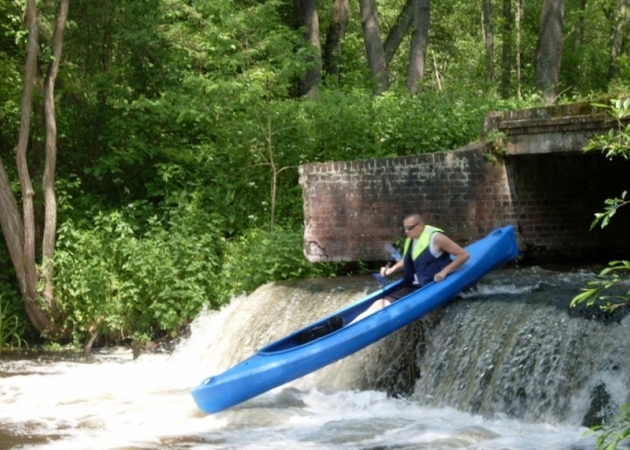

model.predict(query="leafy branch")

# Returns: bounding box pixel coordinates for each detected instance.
[592,403,630,450]
[581,98,630,230]
[572,98,630,450]
[584,98,630,160]
[590,191,629,229]
[570,260,630,311]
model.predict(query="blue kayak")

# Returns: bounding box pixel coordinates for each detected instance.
[191,225,519,413]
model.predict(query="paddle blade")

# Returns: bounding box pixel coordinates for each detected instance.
[385,244,402,261]
[373,273,388,286]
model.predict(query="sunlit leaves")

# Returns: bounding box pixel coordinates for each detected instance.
[220,227,337,299]
[593,403,630,450]
[570,261,630,311]
[585,98,630,161]
[591,191,628,230]
[53,205,226,345]
[581,99,630,230]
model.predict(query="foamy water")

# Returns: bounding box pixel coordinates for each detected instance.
[0,352,596,449]
[0,271,609,449]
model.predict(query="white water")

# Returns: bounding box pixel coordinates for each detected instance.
[0,270,608,449]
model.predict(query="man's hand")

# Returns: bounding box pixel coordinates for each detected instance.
[434,270,447,282]
[381,260,403,277]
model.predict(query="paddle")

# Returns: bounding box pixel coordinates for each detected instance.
[372,244,402,286]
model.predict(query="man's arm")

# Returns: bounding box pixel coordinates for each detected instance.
[432,233,469,282]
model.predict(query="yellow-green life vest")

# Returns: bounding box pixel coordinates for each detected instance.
[403,225,444,260]
[402,224,450,286]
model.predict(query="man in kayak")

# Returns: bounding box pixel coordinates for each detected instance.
[351,213,469,323]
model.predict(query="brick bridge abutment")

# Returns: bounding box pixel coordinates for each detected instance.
[299,102,630,264]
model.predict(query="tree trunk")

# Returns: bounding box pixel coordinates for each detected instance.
[1,0,70,336]
[42,0,70,312]
[0,160,25,292]
[294,0,322,97]
[358,0,389,93]
[323,0,350,81]
[13,0,55,333]
[384,0,414,66]
[483,0,494,82]
[500,0,512,98]
[609,0,629,80]
[535,0,565,103]
[406,0,430,94]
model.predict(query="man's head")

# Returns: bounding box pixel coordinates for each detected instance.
[403,213,425,239]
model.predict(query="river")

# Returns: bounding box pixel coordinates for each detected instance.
[2,265,628,450]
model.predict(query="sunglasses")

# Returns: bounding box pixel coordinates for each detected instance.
[403,223,421,232]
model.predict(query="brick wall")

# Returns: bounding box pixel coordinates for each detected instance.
[299,143,630,263]
[300,142,514,262]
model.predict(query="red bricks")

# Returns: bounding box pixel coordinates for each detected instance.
[300,138,630,263]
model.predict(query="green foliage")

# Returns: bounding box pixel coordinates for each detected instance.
[484,130,508,162]
[582,98,630,229]
[572,98,630,306]
[0,294,26,352]
[0,243,33,342]
[590,191,629,230]
[562,0,613,94]
[53,205,225,345]
[0,0,23,153]
[585,98,630,157]
[570,98,630,448]
[364,89,493,155]
[286,88,503,162]
[220,228,337,299]
[609,55,630,96]
[592,403,630,450]
[570,261,630,311]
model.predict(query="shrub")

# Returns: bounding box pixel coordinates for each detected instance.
[54,205,225,346]
[220,227,337,299]
[0,294,26,352]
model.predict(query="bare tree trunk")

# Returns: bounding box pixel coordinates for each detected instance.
[294,0,322,97]
[500,0,512,98]
[42,0,69,312]
[406,0,430,94]
[431,49,442,90]
[535,0,565,103]
[609,0,629,80]
[384,0,414,66]
[267,115,278,233]
[483,0,494,82]
[358,0,389,93]
[251,106,297,233]
[323,0,350,81]
[14,0,54,333]
[1,0,69,336]
[0,160,25,289]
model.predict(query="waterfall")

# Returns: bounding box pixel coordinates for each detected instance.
[186,266,630,427]
[412,297,630,426]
